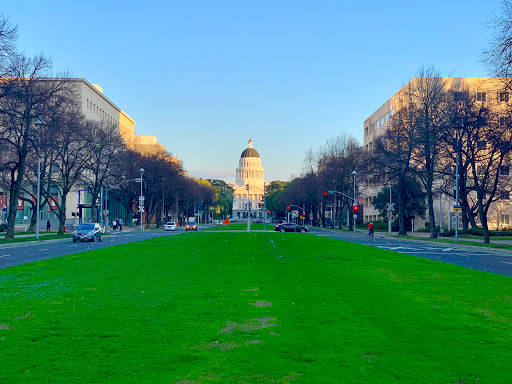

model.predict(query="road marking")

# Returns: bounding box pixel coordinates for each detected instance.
[0,255,10,258]
[499,261,512,265]
[442,248,454,252]
[37,249,49,252]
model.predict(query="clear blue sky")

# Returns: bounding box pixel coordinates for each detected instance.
[2,0,502,182]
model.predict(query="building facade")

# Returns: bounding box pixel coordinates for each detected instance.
[1,78,169,228]
[232,139,266,219]
[363,77,512,230]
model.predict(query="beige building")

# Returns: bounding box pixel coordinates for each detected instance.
[72,79,136,148]
[363,77,512,230]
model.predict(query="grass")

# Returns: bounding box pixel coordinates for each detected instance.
[0,233,72,244]
[1,232,512,383]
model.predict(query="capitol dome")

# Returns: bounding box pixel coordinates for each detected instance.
[240,139,260,158]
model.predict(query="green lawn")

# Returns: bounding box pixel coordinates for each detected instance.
[0,233,72,244]
[1,232,511,383]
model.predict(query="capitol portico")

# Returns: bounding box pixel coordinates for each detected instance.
[232,139,265,219]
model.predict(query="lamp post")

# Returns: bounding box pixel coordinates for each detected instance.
[455,129,460,242]
[351,170,357,233]
[139,168,145,231]
[246,184,250,232]
[34,119,46,239]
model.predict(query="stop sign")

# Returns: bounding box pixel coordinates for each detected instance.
[46,210,50,214]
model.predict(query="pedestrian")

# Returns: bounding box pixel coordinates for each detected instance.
[367,222,374,237]
[118,218,123,231]
[112,219,117,231]
[46,219,51,232]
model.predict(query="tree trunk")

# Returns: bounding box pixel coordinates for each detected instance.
[57,193,68,235]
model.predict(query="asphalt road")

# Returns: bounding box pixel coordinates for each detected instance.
[310,227,512,277]
[0,228,186,269]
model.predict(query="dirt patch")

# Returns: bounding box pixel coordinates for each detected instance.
[15,312,33,321]
[205,341,237,351]
[251,301,272,307]
[220,317,277,334]
[245,340,264,346]
[0,324,11,330]
[283,373,303,380]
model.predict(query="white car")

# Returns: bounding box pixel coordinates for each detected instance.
[164,221,177,231]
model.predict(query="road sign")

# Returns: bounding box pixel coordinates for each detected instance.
[47,209,50,214]
[386,202,395,211]
[135,178,142,182]
[453,205,462,212]
[3,207,7,212]
[292,210,299,218]
[328,190,334,194]
[139,196,145,202]
[138,205,145,213]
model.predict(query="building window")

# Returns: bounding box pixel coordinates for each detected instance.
[376,120,380,129]
[477,141,487,150]
[500,191,510,200]
[501,214,510,226]
[453,91,469,101]
[380,117,384,126]
[499,92,510,102]
[385,112,390,122]
[476,92,487,101]
[500,165,510,176]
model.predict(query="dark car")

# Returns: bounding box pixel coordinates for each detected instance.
[274,223,309,233]
[186,221,198,231]
[72,223,102,242]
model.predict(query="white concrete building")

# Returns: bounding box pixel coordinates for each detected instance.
[232,139,265,219]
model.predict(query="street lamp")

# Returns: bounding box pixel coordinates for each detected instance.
[34,119,46,239]
[351,170,357,233]
[139,168,145,231]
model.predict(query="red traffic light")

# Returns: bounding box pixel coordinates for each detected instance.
[324,191,328,196]
[353,205,359,213]
[287,205,291,210]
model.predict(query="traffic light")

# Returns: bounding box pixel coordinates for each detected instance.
[287,205,291,210]
[324,191,328,197]
[353,205,358,213]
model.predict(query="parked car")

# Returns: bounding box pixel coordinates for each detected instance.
[186,221,198,231]
[274,223,309,233]
[164,221,177,231]
[72,223,102,242]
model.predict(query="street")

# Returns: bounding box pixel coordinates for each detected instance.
[0,228,186,269]
[310,227,512,277]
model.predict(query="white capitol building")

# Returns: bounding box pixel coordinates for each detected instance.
[232,139,266,219]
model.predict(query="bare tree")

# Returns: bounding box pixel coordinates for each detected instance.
[46,107,91,234]
[0,54,73,238]
[81,119,128,222]
[0,15,17,77]
[482,0,512,89]
[374,96,418,235]
[408,67,449,238]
